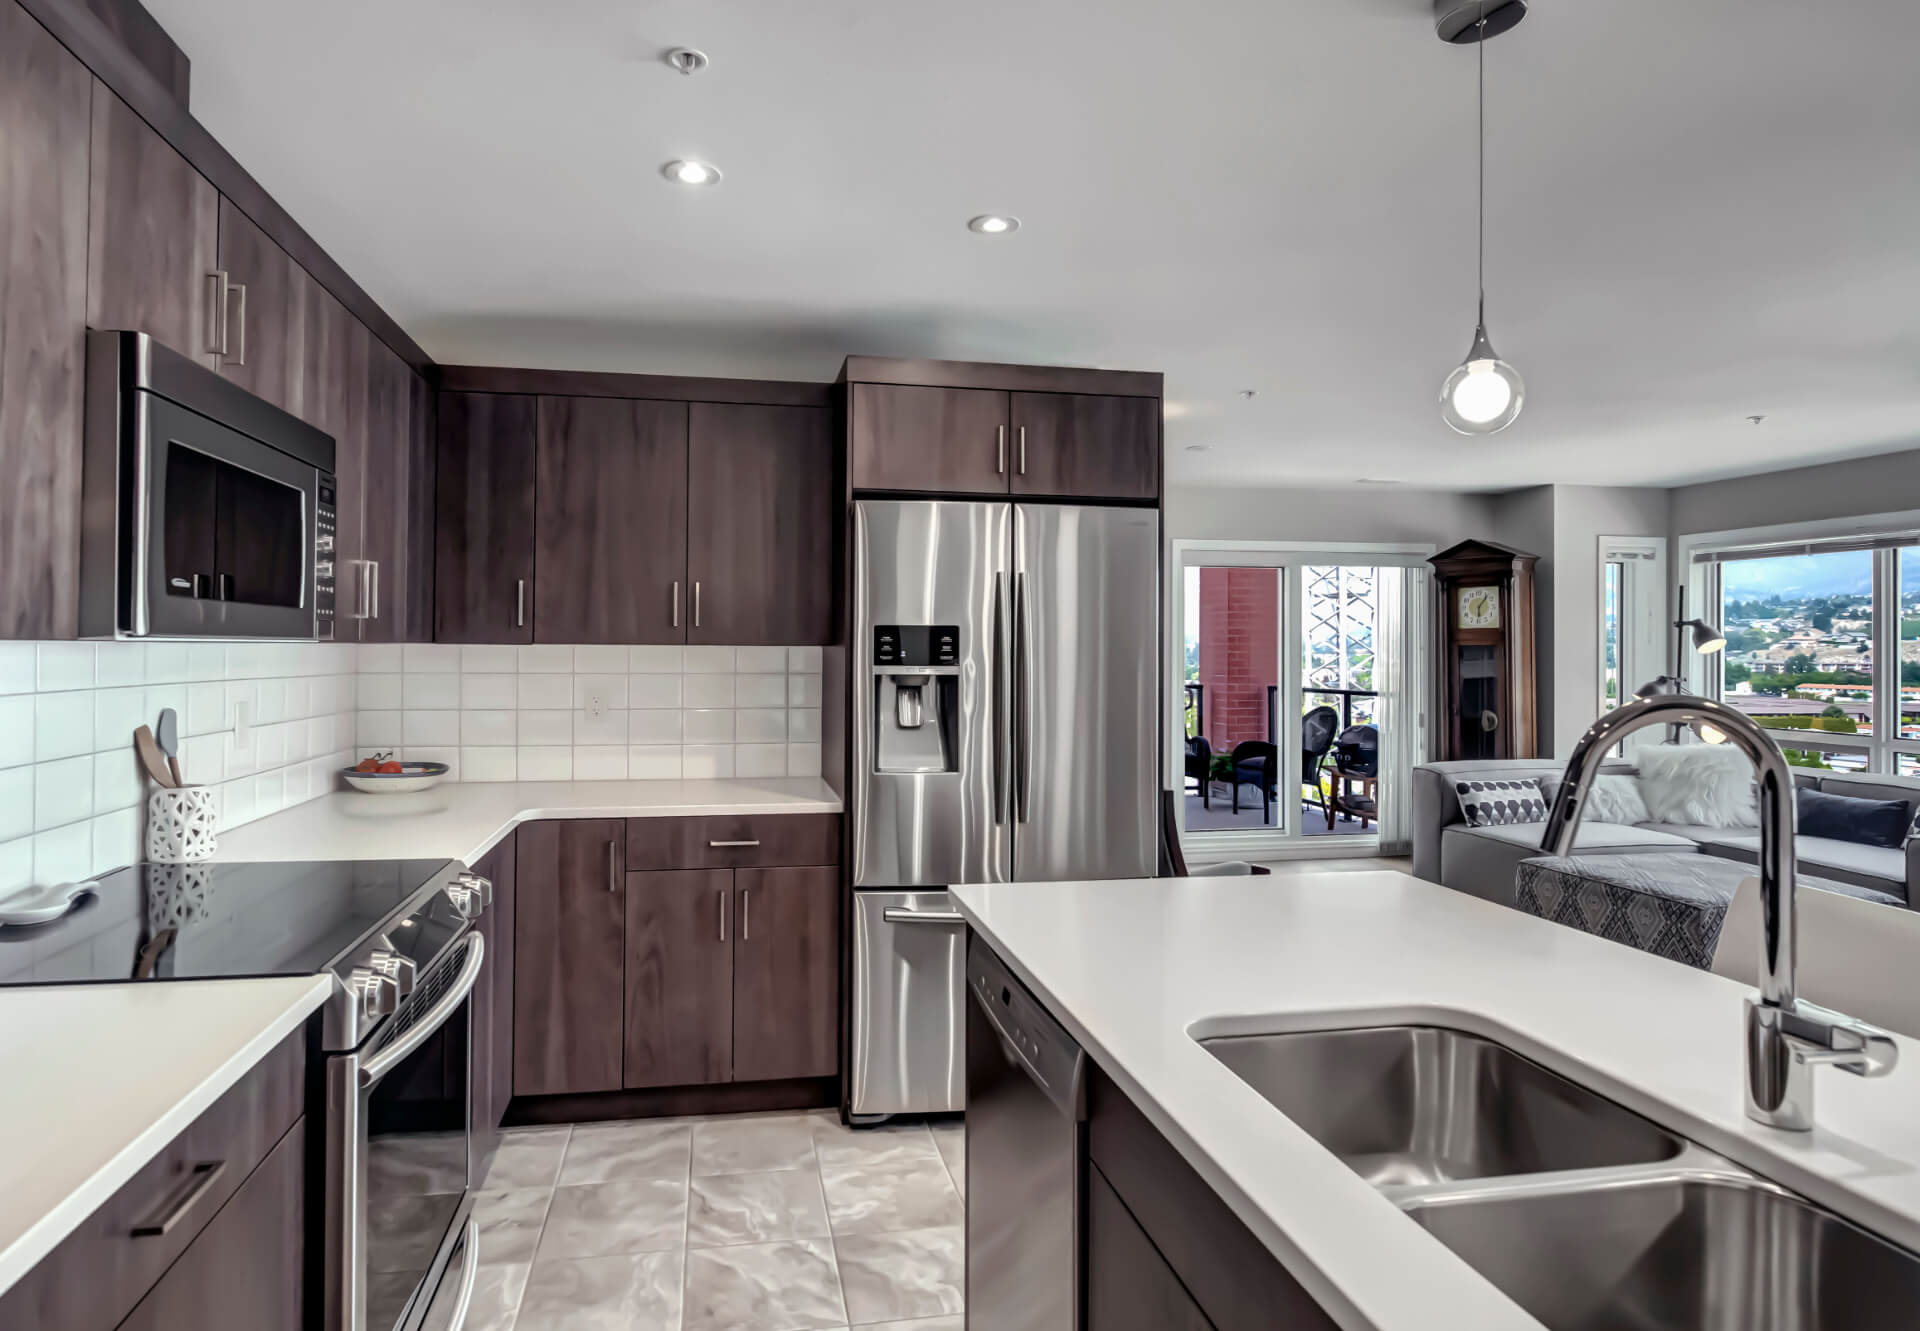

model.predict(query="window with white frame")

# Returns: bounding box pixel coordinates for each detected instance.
[1689,524,1920,776]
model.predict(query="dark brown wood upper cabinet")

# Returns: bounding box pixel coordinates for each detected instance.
[731,866,838,1082]
[358,339,417,642]
[1010,392,1160,501]
[86,85,218,361]
[850,383,1010,495]
[214,197,303,415]
[435,392,536,643]
[624,869,734,1089]
[688,403,833,645]
[515,819,627,1097]
[301,285,370,628]
[536,396,688,644]
[0,2,91,641]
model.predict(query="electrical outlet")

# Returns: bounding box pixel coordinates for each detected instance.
[232,697,252,750]
[587,692,605,719]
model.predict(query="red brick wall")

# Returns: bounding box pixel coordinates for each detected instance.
[1197,568,1279,753]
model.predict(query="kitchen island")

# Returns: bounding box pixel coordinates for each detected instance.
[952,868,1920,1331]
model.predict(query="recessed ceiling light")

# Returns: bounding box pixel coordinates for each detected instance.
[967,215,1020,235]
[663,159,721,186]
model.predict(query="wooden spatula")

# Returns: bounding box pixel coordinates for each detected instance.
[134,725,175,788]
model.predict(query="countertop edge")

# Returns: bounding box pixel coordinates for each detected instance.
[0,975,332,1300]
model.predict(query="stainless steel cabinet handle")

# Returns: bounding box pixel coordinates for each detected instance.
[718,889,728,942]
[369,559,380,621]
[882,908,966,926]
[1018,425,1027,475]
[205,270,229,356]
[709,839,760,848]
[347,560,373,620]
[607,840,619,892]
[693,581,702,629]
[672,580,681,628]
[997,425,1006,474]
[516,579,527,628]
[741,887,750,940]
[130,1160,228,1237]
[228,281,248,366]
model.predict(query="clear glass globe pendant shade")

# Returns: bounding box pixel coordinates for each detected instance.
[1440,322,1524,434]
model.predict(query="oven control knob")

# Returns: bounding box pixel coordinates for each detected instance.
[349,966,400,1020]
[368,949,417,999]
[453,872,493,909]
[447,874,491,919]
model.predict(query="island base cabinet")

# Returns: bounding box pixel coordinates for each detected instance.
[113,1119,305,1331]
[1087,1166,1214,1331]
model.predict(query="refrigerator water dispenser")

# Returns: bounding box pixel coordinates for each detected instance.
[873,626,959,774]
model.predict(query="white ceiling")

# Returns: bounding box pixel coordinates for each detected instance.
[147,0,1920,491]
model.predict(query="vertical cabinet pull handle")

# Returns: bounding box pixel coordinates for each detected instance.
[205,271,229,356]
[369,560,380,621]
[672,581,681,628]
[228,281,248,366]
[607,840,618,892]
[741,888,750,941]
[1018,425,1027,475]
[718,889,727,942]
[997,425,1006,474]
[516,579,527,628]
[693,582,702,629]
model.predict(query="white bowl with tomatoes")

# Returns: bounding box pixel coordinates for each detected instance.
[342,752,451,794]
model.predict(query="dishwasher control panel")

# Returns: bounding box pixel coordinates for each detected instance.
[967,934,1085,1118]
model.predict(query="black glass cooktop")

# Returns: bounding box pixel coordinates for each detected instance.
[0,859,460,987]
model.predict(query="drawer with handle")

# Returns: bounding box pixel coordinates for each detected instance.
[0,1028,305,1331]
[626,814,840,871]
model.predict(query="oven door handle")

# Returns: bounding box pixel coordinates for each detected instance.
[443,1218,482,1331]
[358,933,485,1089]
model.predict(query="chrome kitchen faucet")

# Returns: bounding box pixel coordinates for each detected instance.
[1541,693,1898,1130]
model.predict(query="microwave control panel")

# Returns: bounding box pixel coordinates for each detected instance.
[315,476,337,641]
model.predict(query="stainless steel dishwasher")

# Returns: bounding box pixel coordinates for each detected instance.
[965,933,1086,1331]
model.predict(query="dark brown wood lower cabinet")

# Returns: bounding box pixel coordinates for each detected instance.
[624,869,734,1088]
[731,866,838,1082]
[114,1119,305,1331]
[514,819,626,1096]
[1087,1165,1214,1331]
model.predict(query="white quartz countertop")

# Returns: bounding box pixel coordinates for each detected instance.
[952,870,1920,1331]
[0,976,330,1298]
[213,777,843,866]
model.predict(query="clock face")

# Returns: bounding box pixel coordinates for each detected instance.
[1458,585,1501,630]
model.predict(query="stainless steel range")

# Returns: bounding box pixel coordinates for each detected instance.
[0,857,493,1331]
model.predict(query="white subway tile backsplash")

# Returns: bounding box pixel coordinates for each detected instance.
[360,644,403,673]
[358,711,403,747]
[34,755,93,831]
[403,710,460,746]
[95,642,146,687]
[92,687,147,750]
[461,746,518,782]
[0,839,31,894]
[0,643,40,694]
[629,674,682,709]
[681,744,734,779]
[683,647,735,673]
[186,682,226,736]
[35,692,93,762]
[183,733,224,784]
[787,743,823,777]
[517,645,573,674]
[516,675,572,710]
[461,674,517,709]
[572,746,628,780]
[517,746,571,780]
[144,684,188,730]
[33,821,92,886]
[0,768,33,842]
[735,647,787,674]
[403,673,461,709]
[518,710,571,745]
[788,674,823,707]
[735,674,787,708]
[735,743,788,778]
[629,646,682,674]
[461,645,519,674]
[404,643,461,673]
[789,709,822,743]
[573,645,627,673]
[628,745,681,779]
[574,674,628,710]
[188,642,227,681]
[737,709,788,743]
[684,709,735,744]
[629,710,683,744]
[684,674,734,709]
[92,749,143,814]
[788,646,822,674]
[461,711,517,746]
[38,642,94,691]
[573,707,627,746]
[91,807,140,876]
[0,696,32,769]
[145,642,190,684]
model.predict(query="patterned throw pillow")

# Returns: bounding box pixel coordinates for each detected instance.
[1455,778,1548,827]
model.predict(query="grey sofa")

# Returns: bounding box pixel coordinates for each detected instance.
[1412,758,1920,910]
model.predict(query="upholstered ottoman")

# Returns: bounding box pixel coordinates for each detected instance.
[1515,851,1901,968]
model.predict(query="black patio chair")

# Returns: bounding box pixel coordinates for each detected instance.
[1185,735,1214,808]
[1300,705,1339,827]
[1229,740,1278,825]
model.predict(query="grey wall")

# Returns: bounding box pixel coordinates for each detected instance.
[1547,486,1672,757]
[1488,486,1558,755]
[1166,485,1497,547]
[1671,443,1920,536]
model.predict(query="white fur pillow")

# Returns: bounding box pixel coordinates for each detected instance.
[1541,774,1650,826]
[1634,745,1759,828]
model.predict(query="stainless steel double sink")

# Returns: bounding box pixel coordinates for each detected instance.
[1201,1026,1920,1330]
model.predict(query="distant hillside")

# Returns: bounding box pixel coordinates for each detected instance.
[1721,554,1873,601]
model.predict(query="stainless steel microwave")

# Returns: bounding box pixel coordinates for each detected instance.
[80,331,338,641]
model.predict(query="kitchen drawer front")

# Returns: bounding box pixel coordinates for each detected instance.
[626,814,841,870]
[0,1027,307,1331]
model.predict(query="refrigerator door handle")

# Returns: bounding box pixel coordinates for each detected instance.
[993,571,1008,824]
[1014,569,1031,823]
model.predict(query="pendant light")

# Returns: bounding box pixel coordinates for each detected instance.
[1439,2,1525,435]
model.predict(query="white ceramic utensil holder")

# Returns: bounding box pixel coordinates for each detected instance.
[148,786,217,862]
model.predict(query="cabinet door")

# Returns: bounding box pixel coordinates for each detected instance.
[1010,392,1159,501]
[299,278,369,626]
[687,403,833,645]
[434,392,536,643]
[357,338,413,642]
[535,396,688,644]
[1087,1167,1214,1331]
[850,383,1009,495]
[402,371,437,642]
[514,820,626,1096]
[731,866,838,1082]
[624,869,734,1089]
[86,85,218,361]
[214,197,303,414]
[0,3,90,640]
[115,1119,306,1331]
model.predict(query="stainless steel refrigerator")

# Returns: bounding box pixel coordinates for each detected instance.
[848,498,1158,1119]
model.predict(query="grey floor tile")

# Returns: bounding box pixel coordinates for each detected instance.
[692,1112,818,1175]
[486,1126,572,1190]
[541,1177,688,1259]
[368,1193,465,1274]
[471,1187,552,1267]
[687,1168,832,1248]
[811,1115,941,1171]
[682,1236,849,1331]
[820,1156,963,1236]
[929,1123,965,1196]
[854,1319,966,1331]
[559,1119,693,1185]
[834,1227,965,1325]
[517,1250,683,1331]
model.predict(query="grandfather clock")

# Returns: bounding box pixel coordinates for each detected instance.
[1428,539,1539,760]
